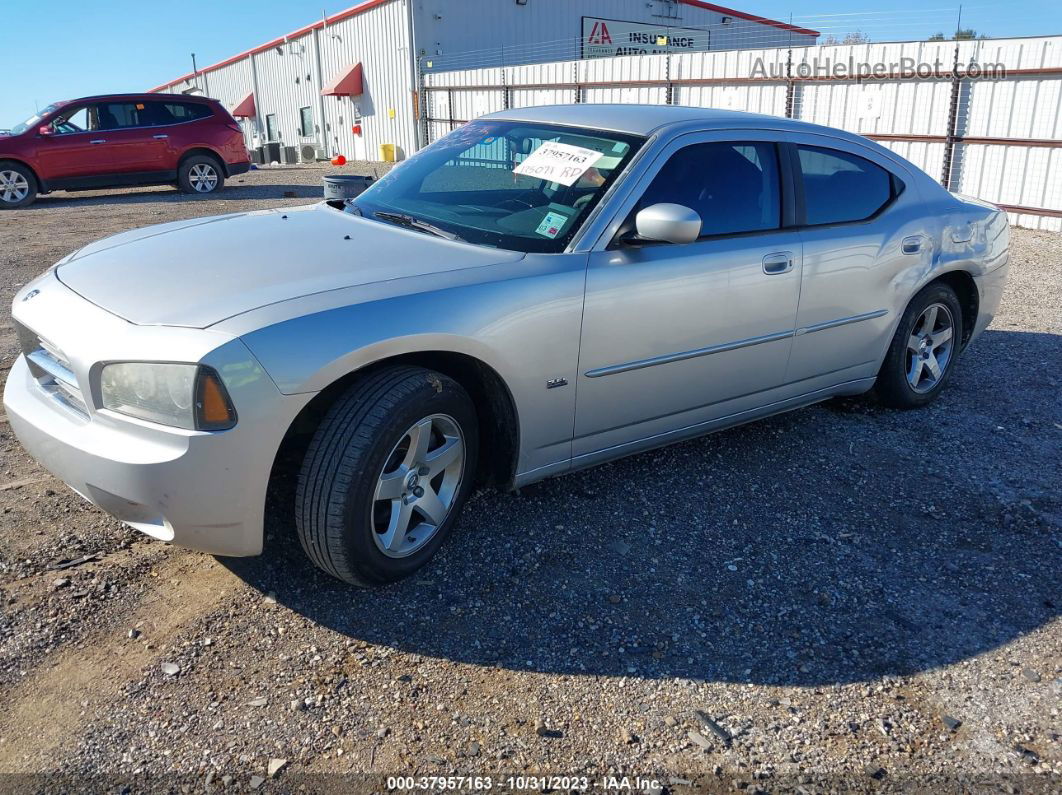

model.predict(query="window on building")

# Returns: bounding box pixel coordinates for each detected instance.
[797,146,896,226]
[265,113,279,141]
[637,141,781,237]
[298,106,314,137]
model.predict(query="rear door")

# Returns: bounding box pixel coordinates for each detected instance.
[781,135,926,384]
[143,101,214,169]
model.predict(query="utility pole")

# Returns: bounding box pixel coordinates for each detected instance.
[191,53,199,90]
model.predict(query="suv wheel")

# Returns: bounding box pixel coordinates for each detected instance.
[295,367,479,586]
[0,162,37,209]
[178,155,225,195]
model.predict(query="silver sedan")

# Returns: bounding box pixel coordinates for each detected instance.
[4,105,1009,585]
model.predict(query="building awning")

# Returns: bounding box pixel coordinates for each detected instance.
[232,93,256,118]
[321,63,364,97]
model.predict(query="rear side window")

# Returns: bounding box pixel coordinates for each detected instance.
[638,141,781,237]
[94,102,149,130]
[797,146,896,225]
[150,102,213,125]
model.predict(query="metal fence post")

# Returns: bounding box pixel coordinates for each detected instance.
[417,55,429,148]
[941,41,963,188]
[785,47,795,118]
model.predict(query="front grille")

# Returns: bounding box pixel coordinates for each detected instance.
[15,321,89,417]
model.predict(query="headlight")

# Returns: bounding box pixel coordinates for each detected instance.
[100,363,237,431]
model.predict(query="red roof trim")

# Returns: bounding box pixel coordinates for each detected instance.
[678,0,819,37]
[147,0,393,92]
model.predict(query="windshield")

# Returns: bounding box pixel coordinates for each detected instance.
[9,103,62,136]
[348,120,644,253]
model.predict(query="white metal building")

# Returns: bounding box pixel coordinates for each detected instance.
[149,0,817,164]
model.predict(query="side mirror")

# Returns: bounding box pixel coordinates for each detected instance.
[634,203,701,244]
[38,125,53,136]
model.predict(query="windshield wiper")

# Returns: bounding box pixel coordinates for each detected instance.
[374,211,465,243]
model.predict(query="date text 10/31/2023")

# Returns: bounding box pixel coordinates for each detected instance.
[386,775,664,791]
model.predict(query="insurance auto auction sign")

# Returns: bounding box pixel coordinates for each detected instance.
[581,16,710,58]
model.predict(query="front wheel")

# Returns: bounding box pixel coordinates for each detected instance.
[295,367,479,586]
[0,162,38,209]
[874,282,964,408]
[177,155,225,195]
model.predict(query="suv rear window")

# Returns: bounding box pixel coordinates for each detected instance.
[151,102,213,125]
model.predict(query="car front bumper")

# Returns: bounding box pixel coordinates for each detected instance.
[3,273,309,556]
[5,355,265,555]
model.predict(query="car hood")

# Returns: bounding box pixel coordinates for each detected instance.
[55,203,524,328]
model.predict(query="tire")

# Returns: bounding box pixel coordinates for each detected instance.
[295,366,479,586]
[874,282,964,409]
[177,154,225,195]
[0,161,38,209]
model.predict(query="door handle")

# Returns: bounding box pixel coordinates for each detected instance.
[89,139,107,144]
[762,251,794,275]
[902,235,923,254]
[153,134,169,139]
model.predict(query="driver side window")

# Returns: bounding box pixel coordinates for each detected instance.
[638,141,782,238]
[51,106,90,135]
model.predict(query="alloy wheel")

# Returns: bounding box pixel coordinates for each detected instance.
[906,302,955,393]
[371,414,465,558]
[189,163,219,193]
[0,170,30,204]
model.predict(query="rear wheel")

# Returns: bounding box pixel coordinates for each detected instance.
[295,367,478,586]
[0,162,37,209]
[177,155,225,195]
[874,282,964,408]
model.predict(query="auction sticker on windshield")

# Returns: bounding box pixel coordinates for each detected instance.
[535,208,571,238]
[514,142,604,186]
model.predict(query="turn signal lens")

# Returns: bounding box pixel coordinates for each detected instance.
[195,368,237,431]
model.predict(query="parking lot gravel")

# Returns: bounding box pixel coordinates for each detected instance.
[0,166,1059,792]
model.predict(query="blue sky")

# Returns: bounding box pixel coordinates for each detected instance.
[2,0,1059,127]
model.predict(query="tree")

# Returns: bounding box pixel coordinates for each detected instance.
[822,31,872,45]
[929,29,985,41]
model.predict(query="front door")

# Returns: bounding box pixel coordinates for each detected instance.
[574,132,803,458]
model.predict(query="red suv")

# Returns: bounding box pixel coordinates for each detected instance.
[0,93,250,208]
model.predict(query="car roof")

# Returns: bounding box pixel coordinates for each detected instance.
[483,104,856,140]
[52,93,216,108]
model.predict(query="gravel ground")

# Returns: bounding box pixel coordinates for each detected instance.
[0,166,1059,793]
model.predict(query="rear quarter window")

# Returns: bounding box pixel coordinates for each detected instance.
[797,145,897,226]
[150,102,214,125]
